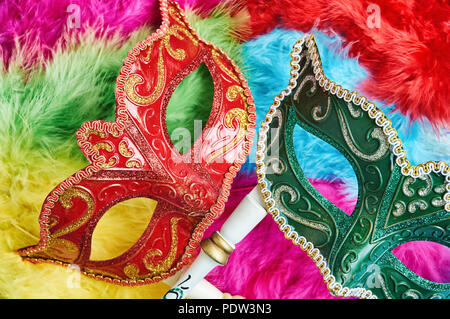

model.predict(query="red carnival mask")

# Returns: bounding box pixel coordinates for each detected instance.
[18,0,255,284]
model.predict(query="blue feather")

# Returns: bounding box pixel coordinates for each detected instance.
[239,28,450,198]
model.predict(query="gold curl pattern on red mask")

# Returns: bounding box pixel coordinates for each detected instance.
[118,140,134,158]
[125,21,198,106]
[52,187,95,238]
[143,217,180,275]
[163,25,199,60]
[208,108,249,162]
[124,46,165,106]
[123,217,180,279]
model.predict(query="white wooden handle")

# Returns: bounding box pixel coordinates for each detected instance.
[163,187,266,299]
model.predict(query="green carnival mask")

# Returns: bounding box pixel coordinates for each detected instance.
[256,34,450,299]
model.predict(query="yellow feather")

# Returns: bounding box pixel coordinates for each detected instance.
[0,151,170,298]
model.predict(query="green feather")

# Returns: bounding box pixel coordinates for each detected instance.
[0,5,250,299]
[167,7,248,152]
[0,8,247,159]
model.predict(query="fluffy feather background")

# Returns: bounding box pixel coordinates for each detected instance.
[0,0,249,298]
[0,0,449,299]
[246,0,450,126]
[206,28,450,298]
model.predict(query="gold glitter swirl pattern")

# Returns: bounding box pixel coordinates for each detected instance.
[226,85,243,101]
[93,142,113,152]
[123,264,144,280]
[81,129,106,140]
[100,156,118,169]
[168,5,185,26]
[162,25,198,60]
[208,108,249,161]
[125,46,165,106]
[52,187,95,238]
[141,44,153,62]
[48,216,58,228]
[118,140,134,158]
[143,217,180,276]
[126,18,199,105]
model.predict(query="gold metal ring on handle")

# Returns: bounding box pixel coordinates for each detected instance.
[200,231,235,265]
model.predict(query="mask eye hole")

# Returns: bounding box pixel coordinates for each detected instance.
[393,241,450,283]
[90,197,158,261]
[166,62,214,155]
[291,124,358,215]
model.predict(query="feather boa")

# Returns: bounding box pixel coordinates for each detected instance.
[0,1,249,299]
[206,28,450,298]
[0,0,448,299]
[246,0,450,126]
